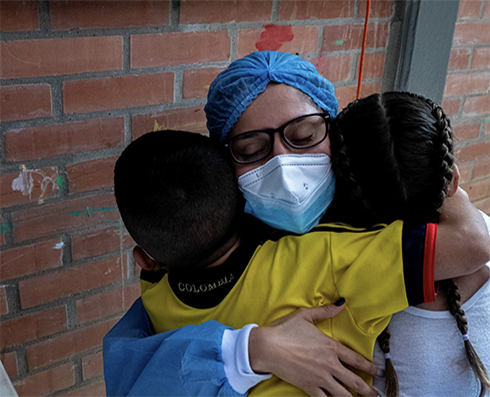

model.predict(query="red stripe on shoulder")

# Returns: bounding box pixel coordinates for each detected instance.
[423,223,438,303]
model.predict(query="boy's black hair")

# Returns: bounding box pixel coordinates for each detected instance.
[114,130,243,268]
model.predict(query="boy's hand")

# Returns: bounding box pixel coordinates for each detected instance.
[249,303,381,397]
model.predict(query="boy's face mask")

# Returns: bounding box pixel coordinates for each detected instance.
[237,154,336,234]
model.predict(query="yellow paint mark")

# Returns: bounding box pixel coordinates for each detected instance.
[153,120,162,132]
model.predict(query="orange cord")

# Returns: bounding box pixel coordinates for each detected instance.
[357,0,371,99]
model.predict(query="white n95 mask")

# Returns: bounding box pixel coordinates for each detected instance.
[237,154,336,234]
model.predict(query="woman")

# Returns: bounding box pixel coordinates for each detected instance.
[103,52,490,397]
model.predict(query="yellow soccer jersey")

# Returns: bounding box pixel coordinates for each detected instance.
[141,221,437,396]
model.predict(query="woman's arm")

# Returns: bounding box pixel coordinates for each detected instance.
[103,298,241,397]
[435,188,490,280]
[104,299,381,397]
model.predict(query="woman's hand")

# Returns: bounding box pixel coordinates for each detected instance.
[249,304,381,397]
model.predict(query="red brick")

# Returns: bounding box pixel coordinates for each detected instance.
[0,1,39,32]
[278,0,355,20]
[0,306,66,350]
[237,26,318,57]
[335,83,382,110]
[180,0,272,23]
[50,1,170,30]
[11,193,119,243]
[472,47,490,69]
[71,226,134,262]
[456,141,490,162]
[19,255,123,309]
[462,177,490,201]
[183,67,226,100]
[13,363,74,397]
[0,238,63,281]
[63,74,173,114]
[76,287,125,325]
[26,319,117,370]
[312,55,353,83]
[82,351,103,381]
[322,22,389,53]
[0,37,123,79]
[0,286,7,316]
[453,22,490,46]
[0,167,59,209]
[453,122,481,141]
[474,196,490,214]
[355,52,386,79]
[458,163,473,184]
[463,94,490,116]
[457,0,482,19]
[132,106,207,139]
[123,282,141,311]
[131,31,230,69]
[486,120,490,135]
[444,72,490,97]
[4,118,124,162]
[0,84,51,122]
[448,48,471,70]
[0,352,17,378]
[67,157,117,194]
[61,380,106,397]
[442,98,461,117]
[473,159,490,179]
[359,0,394,18]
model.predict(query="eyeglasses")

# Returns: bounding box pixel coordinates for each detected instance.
[224,112,330,164]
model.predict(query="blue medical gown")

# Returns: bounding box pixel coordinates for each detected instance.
[103,298,244,396]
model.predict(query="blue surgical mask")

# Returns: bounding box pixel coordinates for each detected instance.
[237,154,336,234]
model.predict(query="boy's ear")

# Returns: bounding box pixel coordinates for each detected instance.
[133,246,157,271]
[447,164,461,198]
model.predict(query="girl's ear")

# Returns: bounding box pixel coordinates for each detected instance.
[133,246,157,271]
[447,164,461,198]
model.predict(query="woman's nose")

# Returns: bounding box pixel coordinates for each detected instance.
[270,133,290,157]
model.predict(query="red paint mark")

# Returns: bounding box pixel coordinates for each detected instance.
[255,25,294,51]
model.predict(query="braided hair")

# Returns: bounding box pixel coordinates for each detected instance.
[328,92,489,396]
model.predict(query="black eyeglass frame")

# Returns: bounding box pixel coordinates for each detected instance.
[224,112,331,164]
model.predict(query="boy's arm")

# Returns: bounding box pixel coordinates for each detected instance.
[435,188,490,280]
[103,298,244,397]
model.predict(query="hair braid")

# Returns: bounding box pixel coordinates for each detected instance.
[440,278,490,396]
[427,99,454,216]
[377,327,399,397]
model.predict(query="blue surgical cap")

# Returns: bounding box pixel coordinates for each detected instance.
[205,51,338,143]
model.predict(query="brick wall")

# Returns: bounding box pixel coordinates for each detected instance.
[0,1,486,396]
[444,0,490,213]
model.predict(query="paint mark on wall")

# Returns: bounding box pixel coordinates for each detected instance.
[154,120,163,132]
[54,242,64,250]
[11,165,59,203]
[0,223,12,234]
[56,176,67,194]
[484,118,490,124]
[335,40,344,45]
[69,206,118,217]
[256,25,294,51]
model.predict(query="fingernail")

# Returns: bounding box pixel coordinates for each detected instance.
[375,368,385,378]
[334,297,346,306]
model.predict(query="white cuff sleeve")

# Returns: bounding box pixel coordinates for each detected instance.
[222,324,272,394]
